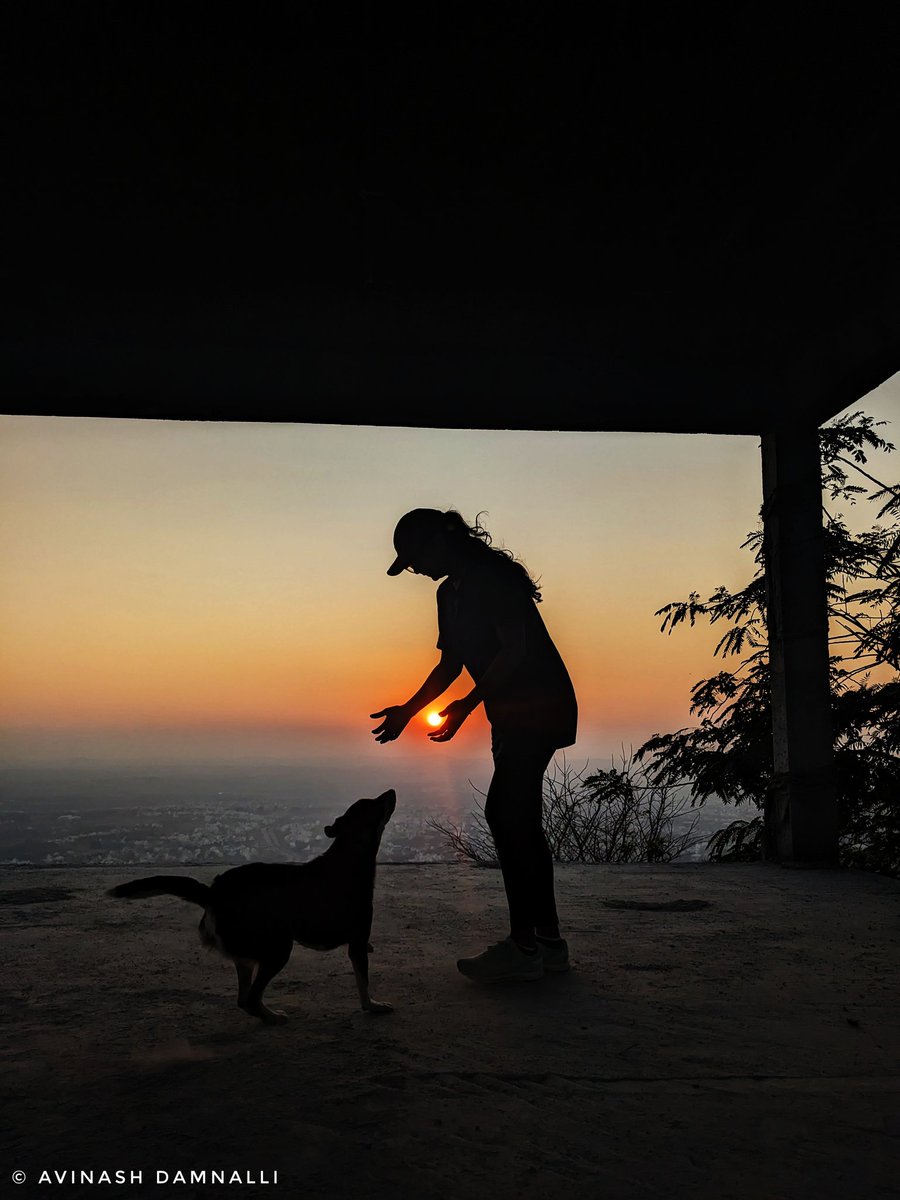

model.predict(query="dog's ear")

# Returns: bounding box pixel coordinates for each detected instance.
[324,823,337,838]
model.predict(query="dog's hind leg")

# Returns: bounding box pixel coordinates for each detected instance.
[234,959,256,1008]
[239,941,293,1025]
[348,938,393,1015]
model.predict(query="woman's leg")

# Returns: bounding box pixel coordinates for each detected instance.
[484,738,557,948]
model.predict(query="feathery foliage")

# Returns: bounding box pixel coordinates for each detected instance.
[635,410,900,876]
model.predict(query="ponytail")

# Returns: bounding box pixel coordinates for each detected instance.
[444,509,542,602]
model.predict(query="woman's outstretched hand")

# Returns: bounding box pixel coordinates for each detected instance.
[427,698,473,742]
[370,705,412,743]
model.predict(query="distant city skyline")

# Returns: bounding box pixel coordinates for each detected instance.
[2,377,897,770]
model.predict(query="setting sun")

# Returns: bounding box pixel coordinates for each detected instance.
[426,711,444,727]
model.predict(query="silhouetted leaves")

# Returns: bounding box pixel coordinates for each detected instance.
[637,410,900,876]
[706,815,764,863]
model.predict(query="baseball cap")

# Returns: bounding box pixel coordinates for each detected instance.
[386,508,447,575]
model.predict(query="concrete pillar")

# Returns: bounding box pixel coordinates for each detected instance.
[761,425,838,865]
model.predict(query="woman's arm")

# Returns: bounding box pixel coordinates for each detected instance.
[428,621,527,741]
[370,650,464,743]
[404,651,465,713]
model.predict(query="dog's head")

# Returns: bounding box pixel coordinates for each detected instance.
[324,789,397,846]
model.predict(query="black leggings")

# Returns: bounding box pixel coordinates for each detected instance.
[484,734,559,935]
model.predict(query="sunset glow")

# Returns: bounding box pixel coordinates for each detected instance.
[1,390,896,769]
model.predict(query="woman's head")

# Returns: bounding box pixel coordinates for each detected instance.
[386,508,460,579]
[386,508,542,600]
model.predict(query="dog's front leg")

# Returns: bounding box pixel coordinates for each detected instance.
[348,938,393,1014]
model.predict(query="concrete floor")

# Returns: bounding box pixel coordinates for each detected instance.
[2,860,899,1198]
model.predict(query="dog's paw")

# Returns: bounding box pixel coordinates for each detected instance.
[240,1000,289,1025]
[364,999,394,1015]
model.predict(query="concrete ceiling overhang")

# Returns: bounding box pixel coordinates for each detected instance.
[4,11,899,434]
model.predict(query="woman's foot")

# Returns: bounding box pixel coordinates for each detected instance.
[457,937,545,984]
[535,934,570,972]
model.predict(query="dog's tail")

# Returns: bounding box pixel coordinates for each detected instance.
[107,875,211,907]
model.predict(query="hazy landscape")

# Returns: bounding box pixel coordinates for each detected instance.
[0,757,742,868]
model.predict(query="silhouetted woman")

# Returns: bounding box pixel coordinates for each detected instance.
[371,508,577,983]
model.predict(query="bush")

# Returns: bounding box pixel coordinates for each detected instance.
[427,750,706,866]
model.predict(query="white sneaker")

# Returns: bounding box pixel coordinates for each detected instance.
[536,936,570,973]
[456,937,545,984]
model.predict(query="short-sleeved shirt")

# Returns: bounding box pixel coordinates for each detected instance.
[436,558,577,749]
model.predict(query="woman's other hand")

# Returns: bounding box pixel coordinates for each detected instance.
[427,698,474,742]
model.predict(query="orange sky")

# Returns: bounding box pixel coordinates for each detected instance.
[2,380,897,767]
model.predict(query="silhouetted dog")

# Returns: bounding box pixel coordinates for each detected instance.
[107,789,396,1023]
